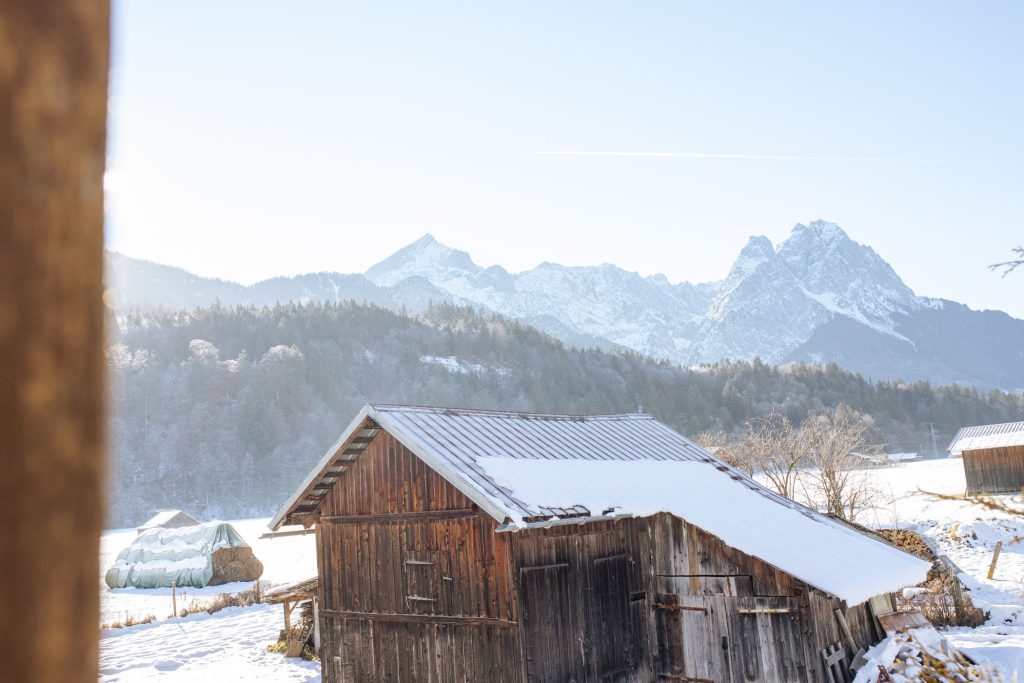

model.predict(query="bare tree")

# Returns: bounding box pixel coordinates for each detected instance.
[991,245,1024,276]
[736,414,803,499]
[692,430,754,474]
[796,406,881,521]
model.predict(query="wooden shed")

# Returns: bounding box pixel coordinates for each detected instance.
[265,576,320,653]
[949,421,1024,495]
[136,509,199,535]
[272,404,929,683]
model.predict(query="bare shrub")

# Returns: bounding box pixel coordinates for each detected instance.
[906,575,988,629]
[203,587,259,613]
[737,414,802,499]
[178,587,259,617]
[693,431,752,475]
[878,528,988,629]
[796,406,884,521]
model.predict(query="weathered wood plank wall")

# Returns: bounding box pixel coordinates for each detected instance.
[316,432,522,683]
[963,446,1024,495]
[312,437,895,683]
[511,520,652,683]
[643,513,885,683]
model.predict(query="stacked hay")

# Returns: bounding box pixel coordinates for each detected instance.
[210,545,265,585]
[105,521,264,589]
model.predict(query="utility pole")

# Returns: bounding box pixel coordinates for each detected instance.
[929,422,941,457]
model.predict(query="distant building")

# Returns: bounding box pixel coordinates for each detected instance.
[273,404,928,683]
[948,421,1024,495]
[885,452,919,463]
[849,451,886,467]
[136,509,200,535]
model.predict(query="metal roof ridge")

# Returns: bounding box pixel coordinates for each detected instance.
[368,403,655,420]
[967,420,1024,428]
[948,420,1024,452]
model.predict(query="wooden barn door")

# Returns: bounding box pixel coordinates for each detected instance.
[655,594,722,682]
[520,563,586,683]
[587,554,636,680]
[655,594,809,683]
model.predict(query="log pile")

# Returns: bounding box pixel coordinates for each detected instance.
[853,629,1000,683]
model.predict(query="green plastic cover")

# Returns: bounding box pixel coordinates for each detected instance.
[105,521,250,589]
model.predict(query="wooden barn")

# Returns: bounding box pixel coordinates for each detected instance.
[272,405,928,683]
[949,421,1024,495]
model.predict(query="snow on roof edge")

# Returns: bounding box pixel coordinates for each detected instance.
[478,457,930,606]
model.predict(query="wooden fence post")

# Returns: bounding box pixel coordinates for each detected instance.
[987,541,1003,580]
[0,2,110,681]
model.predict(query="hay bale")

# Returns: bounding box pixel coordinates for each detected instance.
[105,521,262,588]
[209,546,264,585]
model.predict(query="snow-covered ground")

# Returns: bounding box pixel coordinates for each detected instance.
[100,604,319,682]
[100,517,316,627]
[100,518,317,681]
[99,458,1024,681]
[845,458,1024,678]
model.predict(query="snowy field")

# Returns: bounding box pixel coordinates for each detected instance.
[99,458,1024,681]
[99,605,320,682]
[100,517,317,627]
[100,518,318,681]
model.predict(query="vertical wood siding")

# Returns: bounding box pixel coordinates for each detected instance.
[313,434,892,683]
[317,432,522,683]
[511,520,652,682]
[644,513,884,683]
[963,446,1024,495]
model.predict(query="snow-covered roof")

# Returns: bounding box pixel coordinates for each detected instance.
[263,576,318,604]
[137,509,200,532]
[273,404,929,605]
[948,421,1024,455]
[886,452,919,462]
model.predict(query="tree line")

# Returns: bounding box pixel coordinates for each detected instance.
[106,301,1024,527]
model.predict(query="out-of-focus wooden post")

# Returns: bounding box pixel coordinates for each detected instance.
[0,2,110,682]
[987,540,1003,580]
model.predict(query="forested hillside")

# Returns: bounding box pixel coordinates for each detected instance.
[107,302,1024,526]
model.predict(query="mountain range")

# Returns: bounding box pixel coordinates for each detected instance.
[106,220,1024,390]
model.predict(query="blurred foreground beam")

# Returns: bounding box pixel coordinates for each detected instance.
[0,2,110,681]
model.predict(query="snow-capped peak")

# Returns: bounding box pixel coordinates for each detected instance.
[776,219,918,336]
[791,219,848,241]
[366,233,479,287]
[726,235,776,279]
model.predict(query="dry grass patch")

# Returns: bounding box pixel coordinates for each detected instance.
[178,586,260,617]
[102,613,157,629]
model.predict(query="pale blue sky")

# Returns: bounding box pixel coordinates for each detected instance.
[106,1,1024,316]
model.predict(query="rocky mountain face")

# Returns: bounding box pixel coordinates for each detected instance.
[106,221,1024,390]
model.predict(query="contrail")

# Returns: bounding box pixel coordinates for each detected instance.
[529,150,952,162]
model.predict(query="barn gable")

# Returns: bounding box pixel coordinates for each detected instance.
[948,420,1024,455]
[949,420,1024,495]
[273,404,928,606]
